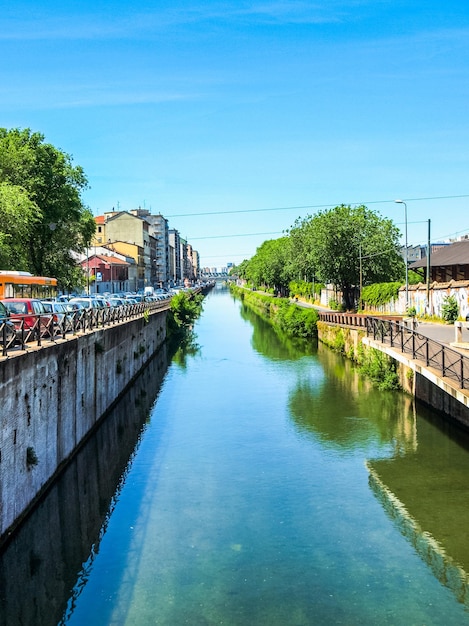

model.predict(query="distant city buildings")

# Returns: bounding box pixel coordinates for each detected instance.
[200,266,229,278]
[85,208,205,293]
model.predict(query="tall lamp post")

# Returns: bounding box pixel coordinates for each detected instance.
[395,199,409,311]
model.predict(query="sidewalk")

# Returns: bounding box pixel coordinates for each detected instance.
[293,296,469,352]
[415,321,469,351]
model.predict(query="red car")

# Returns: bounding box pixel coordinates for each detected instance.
[1,298,55,339]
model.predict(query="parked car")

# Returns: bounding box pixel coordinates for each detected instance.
[107,297,126,309]
[41,300,73,332]
[125,294,143,303]
[68,297,99,310]
[0,301,18,347]
[90,296,110,309]
[1,298,54,338]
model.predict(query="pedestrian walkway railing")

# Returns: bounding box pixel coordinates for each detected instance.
[318,312,469,391]
[0,299,171,357]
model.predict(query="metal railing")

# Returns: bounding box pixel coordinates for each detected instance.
[318,312,469,391]
[0,299,171,357]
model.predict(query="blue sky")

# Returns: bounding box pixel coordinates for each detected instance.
[2,1,469,269]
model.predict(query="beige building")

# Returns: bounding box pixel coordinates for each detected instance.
[93,210,199,290]
[100,211,154,290]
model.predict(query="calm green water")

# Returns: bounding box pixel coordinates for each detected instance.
[3,286,469,625]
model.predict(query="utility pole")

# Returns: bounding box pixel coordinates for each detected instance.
[427,219,431,315]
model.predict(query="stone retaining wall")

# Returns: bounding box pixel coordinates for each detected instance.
[0,309,168,541]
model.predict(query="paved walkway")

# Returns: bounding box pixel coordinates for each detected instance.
[416,322,459,345]
[293,298,469,351]
[405,321,469,353]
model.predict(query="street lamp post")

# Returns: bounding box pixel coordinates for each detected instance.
[395,199,409,311]
[86,248,90,295]
[359,243,363,310]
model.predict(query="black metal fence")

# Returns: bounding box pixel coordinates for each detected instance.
[0,299,170,357]
[318,312,469,391]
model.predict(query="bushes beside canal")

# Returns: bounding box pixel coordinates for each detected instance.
[167,291,204,337]
[356,345,401,391]
[232,284,400,390]
[230,284,319,338]
[317,322,400,391]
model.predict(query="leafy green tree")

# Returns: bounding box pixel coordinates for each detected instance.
[242,237,292,294]
[0,128,95,286]
[229,259,250,280]
[289,205,404,310]
[286,218,317,282]
[0,182,39,269]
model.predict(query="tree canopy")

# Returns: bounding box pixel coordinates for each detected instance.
[289,205,404,309]
[245,237,292,295]
[233,204,405,310]
[0,128,96,290]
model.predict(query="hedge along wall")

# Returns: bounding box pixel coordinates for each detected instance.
[363,280,469,318]
[0,309,168,541]
[231,285,319,338]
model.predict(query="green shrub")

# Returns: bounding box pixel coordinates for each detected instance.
[329,299,345,312]
[441,295,459,323]
[169,291,204,332]
[289,279,324,300]
[230,284,318,338]
[358,348,400,390]
[274,301,319,337]
[26,446,38,467]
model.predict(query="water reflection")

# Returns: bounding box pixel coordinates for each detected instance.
[367,408,469,608]
[287,344,417,456]
[241,300,469,611]
[239,303,317,360]
[368,463,469,608]
[170,330,201,369]
[0,344,171,626]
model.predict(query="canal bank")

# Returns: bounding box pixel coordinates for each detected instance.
[317,316,469,431]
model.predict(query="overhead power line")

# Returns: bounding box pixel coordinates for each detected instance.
[165,194,469,218]
[191,231,282,240]
[202,253,252,259]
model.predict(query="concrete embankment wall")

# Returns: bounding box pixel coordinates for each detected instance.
[318,321,469,430]
[0,309,168,541]
[0,342,171,625]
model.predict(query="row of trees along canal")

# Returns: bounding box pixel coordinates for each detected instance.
[231,204,421,312]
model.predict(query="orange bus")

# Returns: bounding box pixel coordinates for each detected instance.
[0,271,58,299]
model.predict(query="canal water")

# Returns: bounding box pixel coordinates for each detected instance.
[2,286,469,625]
